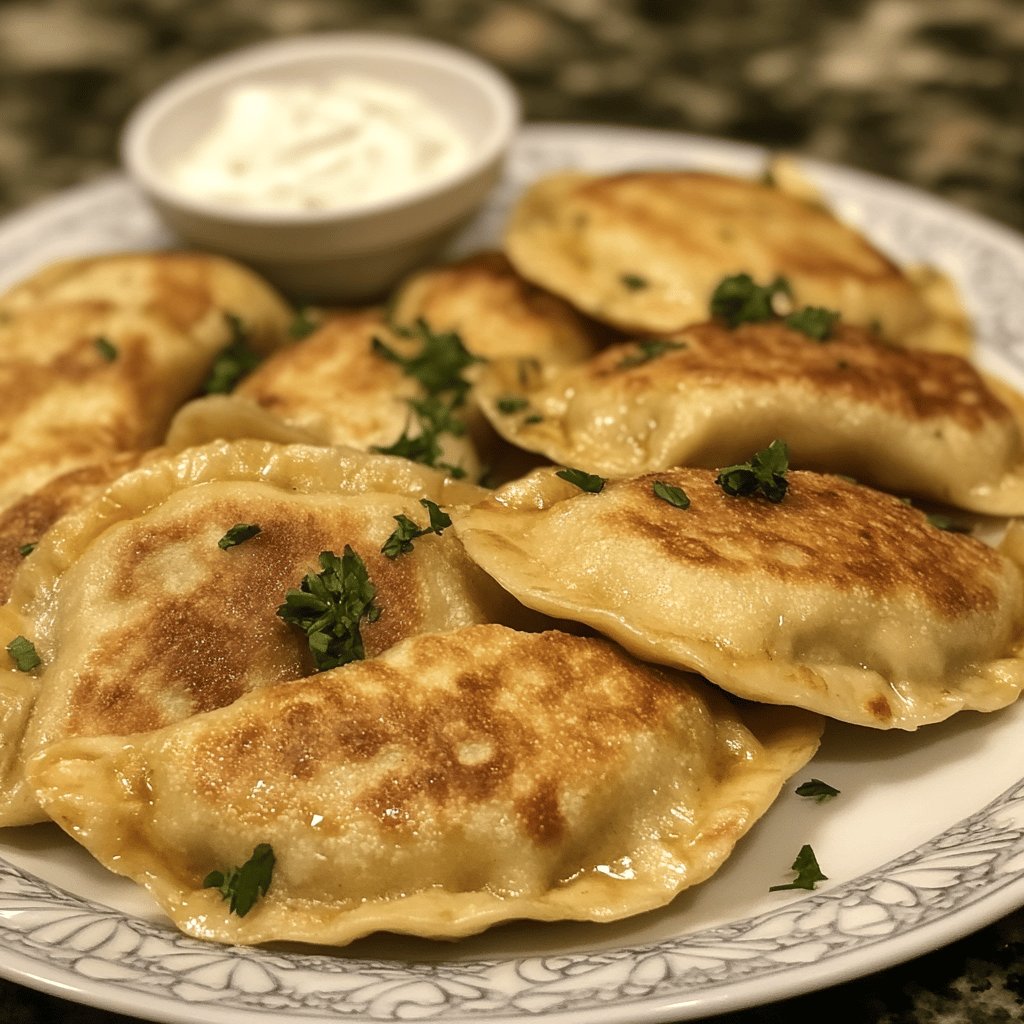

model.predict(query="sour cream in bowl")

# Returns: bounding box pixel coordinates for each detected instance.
[121,34,519,301]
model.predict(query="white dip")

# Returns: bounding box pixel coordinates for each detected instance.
[169,75,470,212]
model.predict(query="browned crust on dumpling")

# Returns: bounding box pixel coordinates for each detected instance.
[29,626,822,946]
[474,319,1021,509]
[589,322,1006,427]
[190,629,698,833]
[504,171,964,349]
[28,469,497,740]
[453,468,1024,729]
[0,253,292,512]
[390,251,603,363]
[0,251,292,352]
[0,452,148,603]
[0,441,506,827]
[607,471,1001,617]
[237,308,407,419]
[0,303,210,504]
[232,308,481,477]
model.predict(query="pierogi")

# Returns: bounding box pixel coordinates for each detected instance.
[453,468,1024,730]
[29,626,822,946]
[0,441,524,826]
[0,303,225,508]
[505,171,970,352]
[0,251,292,352]
[475,320,1024,513]
[389,251,604,363]
[169,308,482,481]
[0,452,152,603]
[0,253,291,510]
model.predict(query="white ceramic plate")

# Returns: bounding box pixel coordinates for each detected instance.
[1,125,1024,1024]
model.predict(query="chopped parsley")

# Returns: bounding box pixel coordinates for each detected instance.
[784,306,840,341]
[94,335,118,362]
[277,547,381,672]
[716,440,790,503]
[794,778,840,802]
[381,499,452,559]
[496,395,529,414]
[203,843,275,917]
[927,513,971,534]
[288,307,320,340]
[204,313,262,394]
[372,394,467,478]
[618,338,686,369]
[381,515,423,559]
[709,274,842,342]
[556,467,606,493]
[524,413,544,425]
[620,273,649,291]
[769,844,828,892]
[653,480,690,509]
[218,523,261,550]
[18,543,35,557]
[370,319,480,476]
[710,273,792,327]
[371,319,480,403]
[6,635,40,672]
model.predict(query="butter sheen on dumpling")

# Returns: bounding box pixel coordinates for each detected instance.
[452,468,1024,730]
[0,440,524,826]
[474,320,1024,514]
[28,625,822,947]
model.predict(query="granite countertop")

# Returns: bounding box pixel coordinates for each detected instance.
[1,2,1022,1022]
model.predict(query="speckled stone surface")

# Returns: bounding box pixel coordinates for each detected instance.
[0,2,1022,1022]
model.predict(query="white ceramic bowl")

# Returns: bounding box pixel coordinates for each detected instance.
[121,34,519,301]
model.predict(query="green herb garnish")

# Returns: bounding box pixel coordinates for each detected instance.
[716,440,790,503]
[710,274,792,327]
[794,778,840,802]
[620,273,648,291]
[380,514,422,559]
[218,523,262,550]
[94,335,118,362]
[618,339,685,369]
[288,307,320,340]
[372,319,480,403]
[517,358,541,389]
[204,313,262,394]
[6,635,40,672]
[496,396,529,414]
[203,843,275,917]
[769,844,828,892]
[18,543,35,557]
[653,480,691,509]
[556,467,606,493]
[524,413,544,425]
[370,319,478,476]
[276,547,381,671]
[381,499,452,559]
[372,394,467,478]
[784,307,840,341]
[927,513,972,534]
